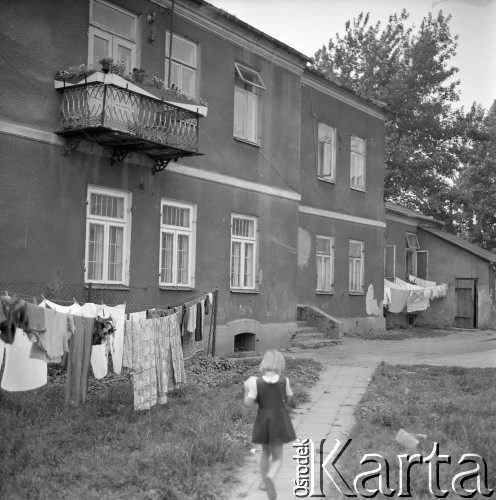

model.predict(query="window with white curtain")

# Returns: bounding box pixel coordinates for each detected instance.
[316,236,334,292]
[85,186,131,285]
[233,63,265,144]
[349,240,364,293]
[159,200,196,287]
[317,124,336,181]
[165,31,198,98]
[230,214,257,289]
[88,0,137,74]
[350,136,366,191]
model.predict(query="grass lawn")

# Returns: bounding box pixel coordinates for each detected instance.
[0,354,321,500]
[335,363,496,499]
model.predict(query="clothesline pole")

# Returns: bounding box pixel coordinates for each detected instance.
[212,289,218,357]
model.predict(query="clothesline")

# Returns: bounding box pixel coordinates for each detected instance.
[0,288,219,411]
[384,276,448,314]
[2,287,219,312]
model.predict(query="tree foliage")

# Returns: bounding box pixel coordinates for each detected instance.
[451,102,496,249]
[312,10,462,221]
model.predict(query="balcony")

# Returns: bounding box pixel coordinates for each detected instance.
[54,73,205,173]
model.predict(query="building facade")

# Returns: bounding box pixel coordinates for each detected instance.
[385,203,496,330]
[0,0,386,354]
[297,69,386,333]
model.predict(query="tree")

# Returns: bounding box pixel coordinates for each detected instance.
[451,102,496,250]
[312,10,462,222]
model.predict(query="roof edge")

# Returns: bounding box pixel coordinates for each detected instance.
[385,202,444,226]
[168,0,311,64]
[421,226,496,263]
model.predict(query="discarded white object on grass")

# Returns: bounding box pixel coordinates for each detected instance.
[250,448,257,454]
[395,429,419,449]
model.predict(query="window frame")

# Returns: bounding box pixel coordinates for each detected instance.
[88,0,137,72]
[233,63,264,145]
[417,250,429,280]
[348,240,365,294]
[317,123,336,182]
[230,214,258,291]
[350,135,366,192]
[405,232,421,249]
[84,185,132,286]
[234,63,266,90]
[159,199,197,289]
[384,244,396,279]
[165,30,198,98]
[405,248,417,279]
[316,235,335,293]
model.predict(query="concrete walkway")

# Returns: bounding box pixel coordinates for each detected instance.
[230,329,496,500]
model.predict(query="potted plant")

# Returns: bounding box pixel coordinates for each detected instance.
[129,68,146,83]
[109,60,126,76]
[55,63,95,84]
[99,57,114,74]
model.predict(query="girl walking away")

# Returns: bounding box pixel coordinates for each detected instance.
[243,350,296,500]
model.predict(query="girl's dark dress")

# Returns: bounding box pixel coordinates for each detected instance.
[252,375,296,445]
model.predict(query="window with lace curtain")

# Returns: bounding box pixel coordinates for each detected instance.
[350,136,366,191]
[349,240,364,293]
[230,214,258,290]
[316,236,334,292]
[159,200,196,288]
[233,63,265,144]
[317,123,336,181]
[85,186,131,285]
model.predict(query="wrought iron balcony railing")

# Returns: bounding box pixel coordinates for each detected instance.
[55,77,203,173]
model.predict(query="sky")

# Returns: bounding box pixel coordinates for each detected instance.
[208,0,496,111]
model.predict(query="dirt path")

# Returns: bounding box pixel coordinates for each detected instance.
[292,328,496,369]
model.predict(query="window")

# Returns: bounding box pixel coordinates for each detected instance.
[350,136,366,191]
[317,124,336,181]
[405,232,419,277]
[417,250,428,280]
[316,236,334,292]
[405,233,428,280]
[85,186,131,285]
[406,249,417,278]
[384,245,396,279]
[89,0,137,75]
[233,63,265,144]
[349,240,364,293]
[165,32,198,98]
[230,214,258,289]
[406,232,420,249]
[159,200,196,287]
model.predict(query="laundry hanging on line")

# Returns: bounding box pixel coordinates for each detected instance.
[0,288,216,411]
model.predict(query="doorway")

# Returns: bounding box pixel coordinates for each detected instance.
[454,278,477,328]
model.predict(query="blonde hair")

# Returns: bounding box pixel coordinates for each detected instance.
[259,350,286,374]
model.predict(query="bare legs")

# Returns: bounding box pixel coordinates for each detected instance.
[260,443,284,497]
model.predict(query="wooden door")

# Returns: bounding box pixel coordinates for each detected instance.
[454,278,477,328]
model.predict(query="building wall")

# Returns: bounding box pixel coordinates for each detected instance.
[385,217,496,329]
[300,76,385,221]
[0,0,304,355]
[384,217,418,281]
[297,74,386,331]
[417,229,496,330]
